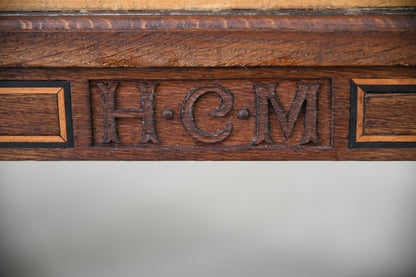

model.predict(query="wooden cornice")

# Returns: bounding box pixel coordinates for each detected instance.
[0,10,415,160]
[1,11,415,67]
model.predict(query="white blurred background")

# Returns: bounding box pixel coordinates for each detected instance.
[0,161,415,277]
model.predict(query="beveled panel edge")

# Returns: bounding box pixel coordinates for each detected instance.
[0,80,74,148]
[349,79,416,148]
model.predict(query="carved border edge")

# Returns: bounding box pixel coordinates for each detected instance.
[0,13,415,32]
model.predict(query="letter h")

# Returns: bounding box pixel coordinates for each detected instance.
[97,81,159,144]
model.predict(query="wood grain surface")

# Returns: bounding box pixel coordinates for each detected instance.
[0,67,415,160]
[0,81,73,147]
[350,79,416,147]
[0,87,67,143]
[1,11,415,160]
[89,79,331,147]
[1,14,415,67]
[363,94,416,137]
[0,92,60,136]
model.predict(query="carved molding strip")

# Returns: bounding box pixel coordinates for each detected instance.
[1,14,415,32]
[1,13,415,67]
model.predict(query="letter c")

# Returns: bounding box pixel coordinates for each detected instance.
[181,85,233,143]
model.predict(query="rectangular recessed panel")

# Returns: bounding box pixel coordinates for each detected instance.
[0,81,73,148]
[0,93,60,136]
[90,79,332,148]
[350,79,416,148]
[364,93,416,136]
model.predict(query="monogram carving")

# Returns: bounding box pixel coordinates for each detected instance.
[252,82,320,145]
[181,85,234,143]
[90,79,331,148]
[96,81,159,144]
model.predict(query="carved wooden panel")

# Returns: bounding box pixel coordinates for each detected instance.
[0,67,415,160]
[0,11,415,160]
[0,81,73,148]
[90,79,331,148]
[350,79,416,148]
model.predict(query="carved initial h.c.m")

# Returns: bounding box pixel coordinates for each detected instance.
[93,79,325,147]
[252,82,321,145]
[97,81,159,144]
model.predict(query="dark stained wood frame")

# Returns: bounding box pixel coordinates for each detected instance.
[349,79,416,149]
[0,80,74,148]
[1,11,415,67]
[0,10,415,160]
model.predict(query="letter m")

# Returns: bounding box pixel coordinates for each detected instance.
[252,82,320,145]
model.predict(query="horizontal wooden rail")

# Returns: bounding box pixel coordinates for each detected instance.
[0,11,415,160]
